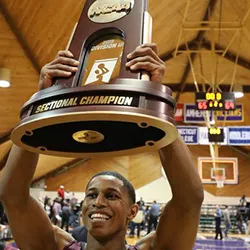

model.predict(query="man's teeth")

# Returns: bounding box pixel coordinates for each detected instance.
[91,213,110,220]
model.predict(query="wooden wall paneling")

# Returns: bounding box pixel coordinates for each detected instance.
[0,13,39,133]
[129,152,162,190]
[45,156,130,192]
[44,151,163,192]
[34,155,75,180]
[1,0,86,67]
[42,143,250,197]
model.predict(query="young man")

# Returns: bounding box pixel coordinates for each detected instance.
[214,205,223,240]
[223,205,231,238]
[0,43,204,250]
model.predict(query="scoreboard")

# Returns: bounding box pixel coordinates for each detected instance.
[208,127,224,143]
[196,92,236,111]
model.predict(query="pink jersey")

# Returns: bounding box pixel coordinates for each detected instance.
[63,241,138,250]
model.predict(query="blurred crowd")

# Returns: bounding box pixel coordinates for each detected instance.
[43,185,82,232]
[213,195,250,240]
[1,186,250,247]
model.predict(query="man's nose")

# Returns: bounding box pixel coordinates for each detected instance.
[93,194,107,207]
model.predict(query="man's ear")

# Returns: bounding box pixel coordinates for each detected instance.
[127,203,139,221]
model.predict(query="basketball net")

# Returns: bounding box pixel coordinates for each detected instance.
[215,175,225,188]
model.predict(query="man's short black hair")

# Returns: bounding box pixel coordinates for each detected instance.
[85,171,136,204]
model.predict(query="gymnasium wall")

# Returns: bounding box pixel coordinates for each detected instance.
[43,143,250,197]
[45,151,162,192]
[32,177,243,206]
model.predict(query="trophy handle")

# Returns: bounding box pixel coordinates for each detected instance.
[65,23,78,50]
[141,11,152,81]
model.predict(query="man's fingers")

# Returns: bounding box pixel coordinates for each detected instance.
[56,50,74,58]
[128,61,157,72]
[52,57,79,67]
[45,69,72,78]
[127,46,161,63]
[140,43,158,54]
[126,55,159,68]
[48,63,79,73]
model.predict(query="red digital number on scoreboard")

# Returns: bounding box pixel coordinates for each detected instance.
[224,101,235,110]
[198,101,207,110]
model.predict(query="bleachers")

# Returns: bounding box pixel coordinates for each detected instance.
[199,204,248,234]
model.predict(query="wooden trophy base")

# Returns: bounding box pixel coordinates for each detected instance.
[11,79,177,157]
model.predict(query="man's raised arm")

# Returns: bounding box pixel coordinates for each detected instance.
[153,136,204,250]
[0,146,58,250]
[0,51,79,250]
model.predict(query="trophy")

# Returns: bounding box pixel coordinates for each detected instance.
[11,0,178,157]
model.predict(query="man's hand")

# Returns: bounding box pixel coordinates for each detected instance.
[39,43,165,90]
[39,50,79,90]
[126,43,166,83]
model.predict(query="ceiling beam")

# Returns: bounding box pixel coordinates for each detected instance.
[202,39,250,70]
[166,83,250,92]
[175,0,218,103]
[0,1,41,74]
[160,39,197,62]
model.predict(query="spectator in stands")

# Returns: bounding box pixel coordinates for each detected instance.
[52,197,62,226]
[240,195,247,207]
[64,190,71,202]
[61,202,70,232]
[147,200,160,234]
[43,195,49,209]
[70,193,78,210]
[57,185,65,200]
[223,205,231,237]
[214,205,223,240]
[236,209,244,234]
[138,197,145,209]
[246,207,250,236]
[44,197,53,217]
[129,201,144,237]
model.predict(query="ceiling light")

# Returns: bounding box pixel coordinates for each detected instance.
[234,85,244,99]
[0,68,11,88]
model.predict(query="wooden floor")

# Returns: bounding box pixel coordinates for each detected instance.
[125,232,250,246]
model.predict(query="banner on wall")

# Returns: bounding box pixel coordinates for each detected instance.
[198,127,228,145]
[174,103,184,122]
[184,104,213,123]
[215,104,244,122]
[228,127,250,145]
[177,126,198,144]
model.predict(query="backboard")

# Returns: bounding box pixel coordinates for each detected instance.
[198,157,238,185]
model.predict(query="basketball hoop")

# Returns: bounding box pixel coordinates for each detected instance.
[215,175,225,188]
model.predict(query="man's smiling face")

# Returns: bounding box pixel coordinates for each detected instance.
[82,175,136,240]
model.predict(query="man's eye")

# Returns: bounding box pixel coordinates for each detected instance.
[107,193,118,200]
[86,193,97,198]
